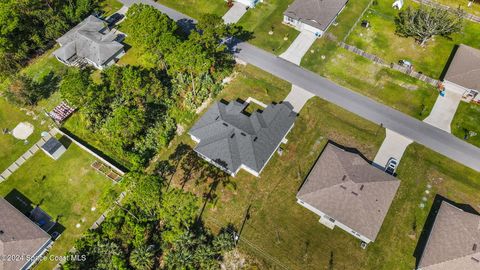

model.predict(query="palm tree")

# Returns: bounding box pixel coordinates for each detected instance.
[130,245,155,270]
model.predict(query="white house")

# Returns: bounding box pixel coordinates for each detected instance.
[296,143,400,245]
[283,0,349,36]
[442,44,480,103]
[53,15,125,70]
[188,100,296,177]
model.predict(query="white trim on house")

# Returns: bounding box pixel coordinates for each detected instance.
[283,4,347,37]
[297,199,373,244]
[189,123,294,178]
[444,80,480,102]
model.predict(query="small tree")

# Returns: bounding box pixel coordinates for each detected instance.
[5,75,38,106]
[395,5,464,46]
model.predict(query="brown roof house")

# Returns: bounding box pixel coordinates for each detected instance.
[443,44,480,102]
[417,201,480,270]
[296,143,400,245]
[283,0,349,36]
[0,198,52,270]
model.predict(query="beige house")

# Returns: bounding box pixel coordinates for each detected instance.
[296,143,400,245]
[443,44,480,103]
[417,201,480,270]
[283,0,349,37]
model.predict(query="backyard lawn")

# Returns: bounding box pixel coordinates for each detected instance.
[0,141,113,270]
[345,0,480,79]
[100,0,123,16]
[451,102,480,148]
[0,99,51,172]
[161,63,480,269]
[156,0,228,18]
[237,0,300,55]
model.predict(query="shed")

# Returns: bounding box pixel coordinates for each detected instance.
[41,138,67,160]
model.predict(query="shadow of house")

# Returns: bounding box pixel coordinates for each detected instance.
[439,45,459,81]
[413,194,480,269]
[3,189,65,237]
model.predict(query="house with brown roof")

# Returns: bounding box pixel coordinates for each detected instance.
[296,143,400,245]
[283,0,349,37]
[443,44,480,103]
[417,201,480,270]
[0,198,52,270]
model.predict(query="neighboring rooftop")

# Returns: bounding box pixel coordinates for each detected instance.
[444,44,480,90]
[53,15,124,67]
[189,100,296,176]
[417,201,480,270]
[297,143,400,241]
[0,198,51,270]
[284,0,349,31]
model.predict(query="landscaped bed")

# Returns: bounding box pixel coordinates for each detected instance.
[0,141,113,270]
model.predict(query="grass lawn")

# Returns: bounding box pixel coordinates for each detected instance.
[433,0,480,17]
[451,102,480,148]
[345,0,480,79]
[0,141,112,270]
[100,0,123,16]
[302,44,438,119]
[156,0,228,18]
[161,62,480,269]
[0,99,51,172]
[237,0,300,55]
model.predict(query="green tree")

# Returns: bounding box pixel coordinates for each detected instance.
[129,245,156,270]
[5,75,39,106]
[59,68,92,107]
[160,189,199,243]
[395,6,464,46]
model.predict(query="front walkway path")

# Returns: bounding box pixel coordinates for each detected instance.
[373,129,412,169]
[284,85,315,113]
[279,30,317,65]
[223,2,248,24]
[423,90,462,133]
[0,129,58,182]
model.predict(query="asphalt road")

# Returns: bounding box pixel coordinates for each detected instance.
[119,0,480,172]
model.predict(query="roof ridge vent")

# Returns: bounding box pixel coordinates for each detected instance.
[472,257,479,263]
[351,191,358,196]
[342,175,346,181]
[473,244,477,251]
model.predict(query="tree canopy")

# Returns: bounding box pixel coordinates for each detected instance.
[395,5,464,46]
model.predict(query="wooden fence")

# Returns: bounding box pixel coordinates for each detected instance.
[338,42,439,86]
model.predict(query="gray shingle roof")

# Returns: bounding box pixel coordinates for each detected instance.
[297,143,400,241]
[284,0,349,31]
[189,100,296,175]
[418,201,480,270]
[444,44,480,90]
[53,15,124,67]
[0,198,51,270]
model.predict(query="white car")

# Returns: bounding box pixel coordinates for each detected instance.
[385,158,398,175]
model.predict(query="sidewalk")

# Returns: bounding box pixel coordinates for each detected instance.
[0,129,58,182]
[223,2,248,24]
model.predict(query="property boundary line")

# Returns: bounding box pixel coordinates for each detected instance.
[411,0,480,23]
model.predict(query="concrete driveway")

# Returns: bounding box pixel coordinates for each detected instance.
[373,129,413,169]
[223,2,248,24]
[280,30,317,65]
[423,90,462,133]
[284,85,314,113]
